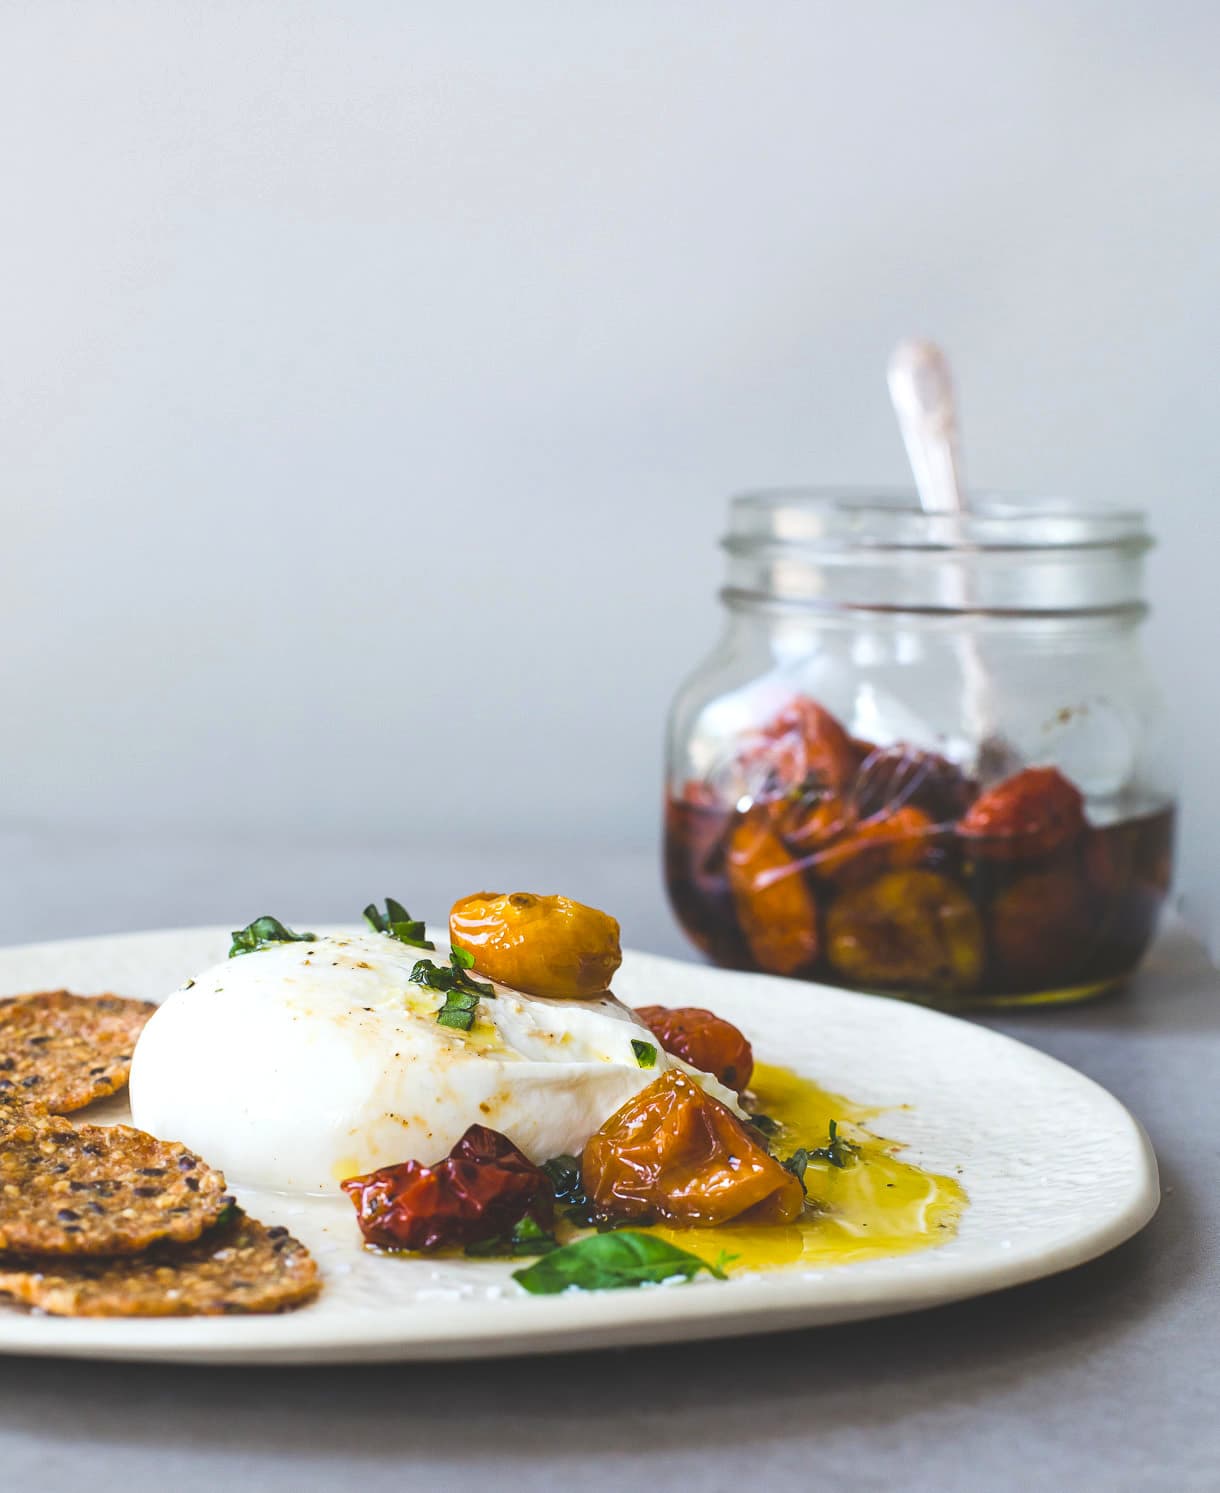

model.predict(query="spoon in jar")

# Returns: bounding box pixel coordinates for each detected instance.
[886,340,1020,780]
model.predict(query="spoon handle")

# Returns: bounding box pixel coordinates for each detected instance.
[887,339,966,515]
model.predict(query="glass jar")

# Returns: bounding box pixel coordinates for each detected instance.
[664,491,1175,1009]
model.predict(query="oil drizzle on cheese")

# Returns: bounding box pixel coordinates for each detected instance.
[642,1061,966,1274]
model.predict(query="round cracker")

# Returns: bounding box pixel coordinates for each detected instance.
[0,991,157,1113]
[0,1099,230,1254]
[0,1212,319,1317]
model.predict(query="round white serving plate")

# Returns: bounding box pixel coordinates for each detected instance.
[0,926,1157,1364]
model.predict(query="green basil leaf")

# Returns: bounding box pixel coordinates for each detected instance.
[450,945,476,970]
[781,1147,810,1193]
[539,1153,606,1229]
[807,1119,856,1170]
[363,898,435,951]
[631,1039,657,1068]
[465,1214,557,1259]
[229,916,317,959]
[413,952,495,1006]
[511,1230,726,1295]
[541,1154,585,1206]
[435,988,481,1030]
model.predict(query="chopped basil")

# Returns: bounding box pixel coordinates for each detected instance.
[450,945,476,969]
[465,1215,557,1258]
[363,898,434,951]
[435,989,482,1031]
[414,950,495,1030]
[539,1153,610,1230]
[781,1146,811,1191]
[809,1118,856,1169]
[512,1231,727,1295]
[414,950,494,1004]
[631,1039,657,1069]
[229,916,317,958]
[745,1111,781,1138]
[783,1120,856,1188]
[542,1154,585,1205]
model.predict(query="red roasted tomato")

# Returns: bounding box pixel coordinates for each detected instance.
[634,1005,754,1094]
[341,1125,552,1252]
[738,696,859,796]
[957,766,1086,862]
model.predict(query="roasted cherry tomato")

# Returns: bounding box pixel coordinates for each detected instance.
[341,1125,552,1252]
[677,779,721,809]
[738,697,859,795]
[810,804,940,887]
[582,1071,804,1227]
[1083,822,1140,902]
[852,746,976,824]
[776,785,856,859]
[850,736,881,767]
[725,804,821,976]
[826,869,984,995]
[958,767,1086,862]
[988,869,1094,990]
[449,892,621,999]
[633,1005,754,1094]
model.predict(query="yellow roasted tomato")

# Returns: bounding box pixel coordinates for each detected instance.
[725,805,821,976]
[449,892,622,1000]
[582,1070,805,1227]
[826,869,984,996]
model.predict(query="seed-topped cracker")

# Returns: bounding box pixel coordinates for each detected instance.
[0,991,157,1112]
[0,1098,230,1254]
[0,1210,319,1317]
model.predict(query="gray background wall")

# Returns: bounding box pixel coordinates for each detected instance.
[2,1,1217,948]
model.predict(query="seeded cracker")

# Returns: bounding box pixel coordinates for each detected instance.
[0,991,157,1112]
[0,1097,230,1254]
[0,1212,320,1316]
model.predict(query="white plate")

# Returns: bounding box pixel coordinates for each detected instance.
[0,926,1157,1364]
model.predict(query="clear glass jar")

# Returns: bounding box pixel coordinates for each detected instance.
[664,490,1175,1009]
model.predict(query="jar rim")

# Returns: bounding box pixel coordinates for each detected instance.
[725,488,1153,556]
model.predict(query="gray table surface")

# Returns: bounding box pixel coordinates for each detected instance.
[1,825,1216,1493]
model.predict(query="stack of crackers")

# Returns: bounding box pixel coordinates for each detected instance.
[0,991,319,1317]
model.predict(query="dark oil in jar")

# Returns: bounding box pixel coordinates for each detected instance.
[664,789,1174,1010]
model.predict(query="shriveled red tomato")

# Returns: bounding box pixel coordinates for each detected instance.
[582,1071,805,1227]
[341,1126,552,1252]
[738,697,858,795]
[958,767,1086,862]
[634,1005,754,1094]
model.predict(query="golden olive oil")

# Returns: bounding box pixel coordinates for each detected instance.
[642,1061,966,1274]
